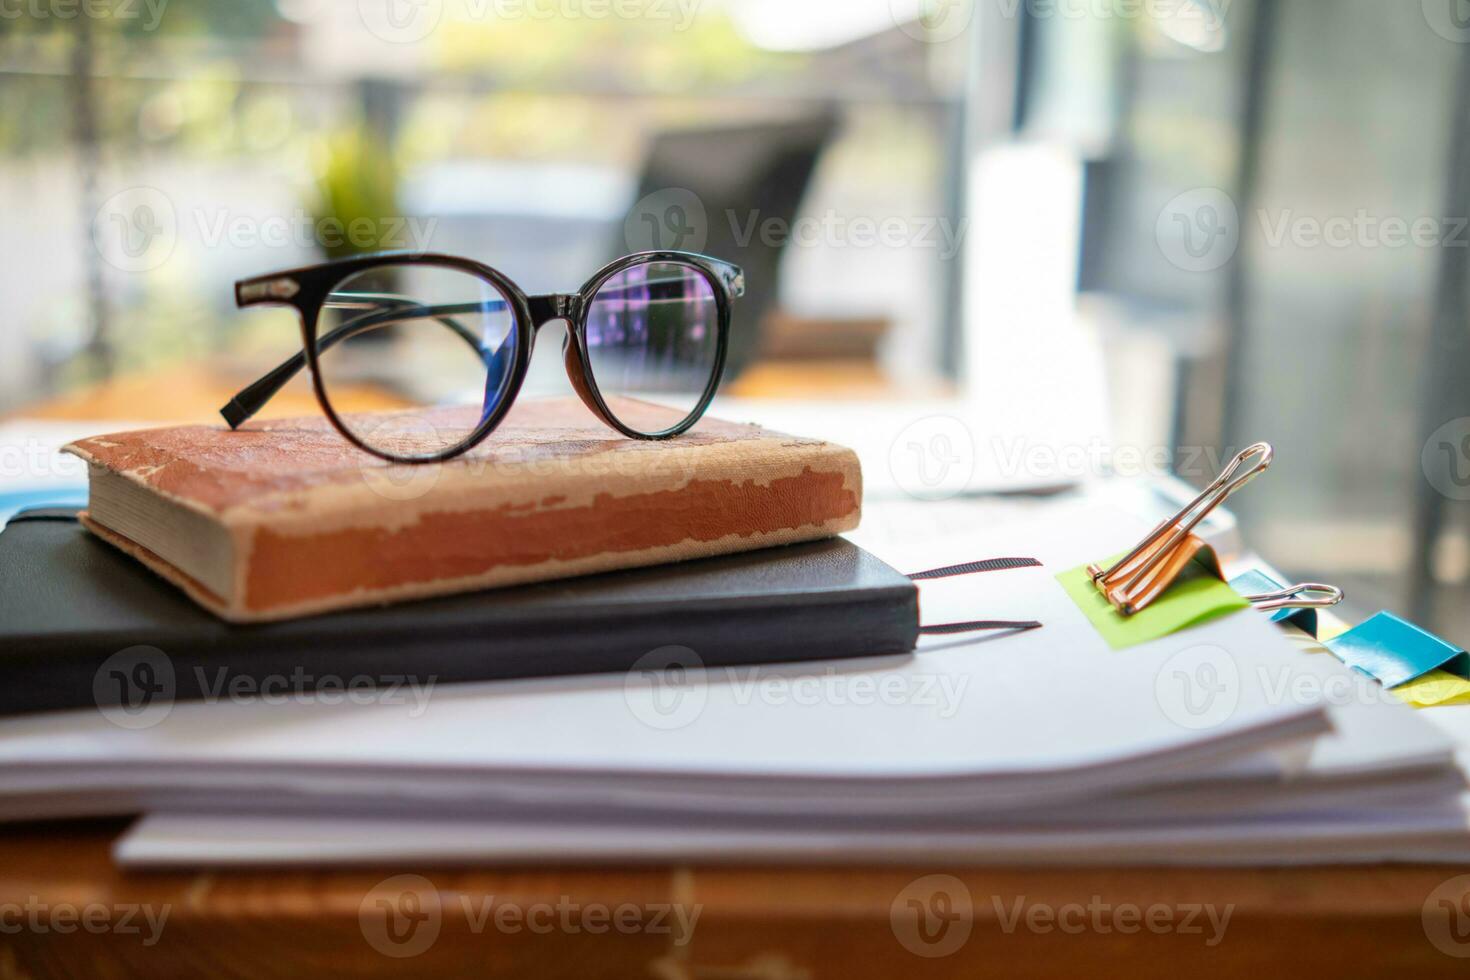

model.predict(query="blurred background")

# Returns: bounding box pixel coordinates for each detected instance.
[1,0,1468,636]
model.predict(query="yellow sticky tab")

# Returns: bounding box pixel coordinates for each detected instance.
[1392,670,1470,709]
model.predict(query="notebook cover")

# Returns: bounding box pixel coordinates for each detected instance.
[0,509,919,718]
[63,397,862,622]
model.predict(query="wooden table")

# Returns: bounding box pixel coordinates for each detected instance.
[0,820,1467,977]
[5,371,1470,976]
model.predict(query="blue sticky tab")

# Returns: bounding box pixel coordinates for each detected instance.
[1324,612,1470,689]
[1,488,88,526]
[1228,569,1320,634]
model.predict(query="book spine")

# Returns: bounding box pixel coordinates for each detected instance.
[3,578,917,718]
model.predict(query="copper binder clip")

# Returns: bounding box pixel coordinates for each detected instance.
[1088,442,1274,616]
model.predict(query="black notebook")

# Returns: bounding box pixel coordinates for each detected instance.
[0,508,920,717]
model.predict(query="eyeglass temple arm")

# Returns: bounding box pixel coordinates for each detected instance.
[220,298,500,429]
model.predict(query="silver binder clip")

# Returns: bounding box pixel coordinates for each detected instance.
[1089,442,1274,616]
[1245,582,1344,613]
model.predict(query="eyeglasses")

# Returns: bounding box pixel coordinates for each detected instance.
[225,250,745,463]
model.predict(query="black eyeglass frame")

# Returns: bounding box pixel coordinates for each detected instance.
[228,249,745,463]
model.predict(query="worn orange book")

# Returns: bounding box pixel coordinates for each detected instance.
[64,398,862,623]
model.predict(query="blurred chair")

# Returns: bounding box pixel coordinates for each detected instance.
[621,112,838,377]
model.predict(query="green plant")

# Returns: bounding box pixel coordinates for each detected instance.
[312,126,402,261]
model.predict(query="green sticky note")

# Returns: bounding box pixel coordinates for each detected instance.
[1057,556,1251,651]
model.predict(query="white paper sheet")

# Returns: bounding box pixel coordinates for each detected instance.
[114,803,1470,869]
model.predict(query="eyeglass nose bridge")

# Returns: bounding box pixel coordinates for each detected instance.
[522,292,603,419]
[527,293,582,329]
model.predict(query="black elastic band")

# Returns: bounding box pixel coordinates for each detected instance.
[919,620,1043,636]
[908,557,1042,581]
[906,555,1045,637]
[5,508,82,524]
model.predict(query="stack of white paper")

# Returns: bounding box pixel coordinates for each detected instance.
[0,497,1466,869]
